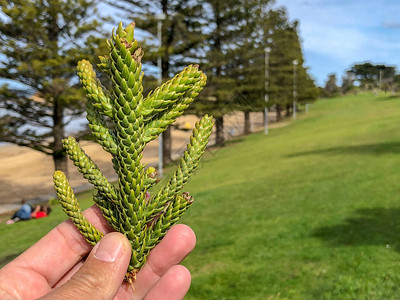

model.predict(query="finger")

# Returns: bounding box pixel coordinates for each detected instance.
[53,260,84,288]
[143,265,191,300]
[133,224,196,299]
[2,205,113,287]
[54,225,195,300]
[41,232,131,300]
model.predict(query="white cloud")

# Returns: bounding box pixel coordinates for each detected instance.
[275,0,400,84]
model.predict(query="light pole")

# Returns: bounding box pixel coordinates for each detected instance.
[264,47,271,135]
[292,59,298,120]
[156,13,166,176]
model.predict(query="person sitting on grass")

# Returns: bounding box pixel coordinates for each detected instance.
[6,200,32,224]
[31,205,52,219]
[6,202,52,224]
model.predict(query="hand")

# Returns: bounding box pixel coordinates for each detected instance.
[0,205,196,300]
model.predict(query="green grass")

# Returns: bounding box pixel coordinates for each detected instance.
[0,190,94,267]
[2,92,400,298]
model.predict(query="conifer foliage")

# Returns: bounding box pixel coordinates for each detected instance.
[53,22,213,285]
[0,0,104,174]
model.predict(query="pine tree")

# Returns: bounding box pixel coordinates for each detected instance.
[297,67,319,105]
[341,71,354,94]
[110,0,205,164]
[228,0,274,134]
[0,0,105,174]
[265,9,296,119]
[53,22,213,288]
[187,0,243,145]
[324,73,340,97]
[266,8,317,120]
[188,3,317,136]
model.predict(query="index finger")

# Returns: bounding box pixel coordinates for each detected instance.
[2,205,112,287]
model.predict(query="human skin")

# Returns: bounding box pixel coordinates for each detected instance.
[0,205,196,300]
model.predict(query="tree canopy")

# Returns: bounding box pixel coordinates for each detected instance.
[0,0,105,174]
[350,62,395,90]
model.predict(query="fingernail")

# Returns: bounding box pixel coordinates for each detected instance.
[94,234,124,262]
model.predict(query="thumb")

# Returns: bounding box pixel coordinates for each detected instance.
[44,232,132,300]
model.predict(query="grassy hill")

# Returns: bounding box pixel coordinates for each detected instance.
[183,93,400,299]
[2,92,400,298]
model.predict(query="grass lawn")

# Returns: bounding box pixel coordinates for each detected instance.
[2,92,400,298]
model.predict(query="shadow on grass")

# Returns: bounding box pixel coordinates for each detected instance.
[313,207,400,251]
[225,138,245,145]
[377,95,400,101]
[0,253,21,268]
[287,141,400,158]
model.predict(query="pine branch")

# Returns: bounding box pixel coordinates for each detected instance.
[53,22,213,285]
[141,64,203,121]
[143,73,207,143]
[145,115,213,220]
[77,59,114,118]
[108,24,149,267]
[86,101,118,155]
[62,137,118,204]
[145,192,194,251]
[53,171,104,246]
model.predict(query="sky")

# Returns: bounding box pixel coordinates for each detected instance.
[275,0,400,86]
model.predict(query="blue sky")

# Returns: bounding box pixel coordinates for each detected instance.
[275,0,400,86]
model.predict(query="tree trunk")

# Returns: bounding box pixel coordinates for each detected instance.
[244,111,251,134]
[53,99,68,175]
[162,126,173,165]
[213,4,224,146]
[285,104,291,117]
[215,116,224,145]
[53,151,68,174]
[276,104,282,121]
[262,109,266,125]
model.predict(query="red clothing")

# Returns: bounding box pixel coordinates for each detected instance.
[32,211,47,219]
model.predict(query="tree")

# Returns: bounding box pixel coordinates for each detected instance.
[323,73,340,97]
[350,63,395,90]
[228,5,318,127]
[198,4,317,131]
[341,70,354,94]
[228,0,274,134]
[265,9,317,120]
[111,0,205,164]
[187,0,244,144]
[393,74,400,92]
[0,0,104,174]
[297,67,319,105]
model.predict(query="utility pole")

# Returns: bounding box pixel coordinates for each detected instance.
[264,47,271,135]
[293,59,298,120]
[156,13,166,177]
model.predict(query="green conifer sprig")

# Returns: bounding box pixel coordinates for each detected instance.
[85,101,118,155]
[77,60,113,119]
[53,171,104,246]
[53,22,213,285]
